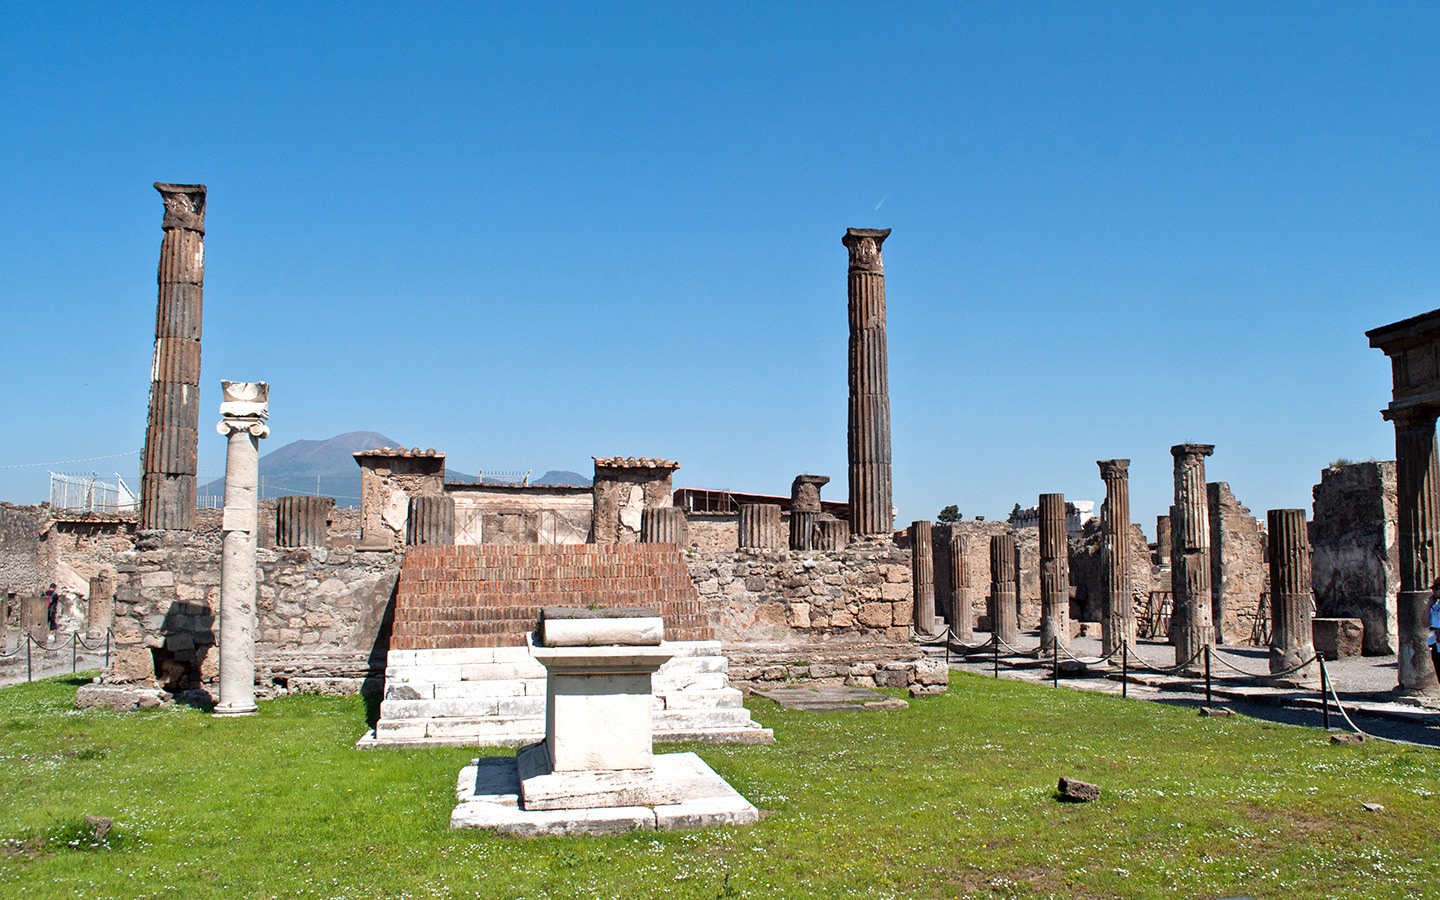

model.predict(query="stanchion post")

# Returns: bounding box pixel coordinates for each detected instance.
[72,632,77,673]
[1204,645,1212,707]
[1122,641,1129,699]
[1320,656,1330,730]
[993,632,999,679]
[105,629,111,668]
[26,635,32,683]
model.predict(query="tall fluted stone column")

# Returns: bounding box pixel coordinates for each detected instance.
[951,532,973,641]
[640,507,688,545]
[1267,508,1316,677]
[86,571,115,641]
[406,495,455,546]
[1391,408,1440,693]
[1170,444,1216,667]
[910,520,938,634]
[843,228,894,537]
[814,517,850,550]
[1098,460,1135,656]
[140,183,207,531]
[1038,493,1070,651]
[790,474,829,550]
[990,534,1019,644]
[738,504,783,550]
[275,496,334,548]
[214,381,268,716]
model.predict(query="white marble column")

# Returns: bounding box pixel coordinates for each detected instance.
[214,381,269,716]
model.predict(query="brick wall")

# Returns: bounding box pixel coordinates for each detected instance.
[389,543,711,651]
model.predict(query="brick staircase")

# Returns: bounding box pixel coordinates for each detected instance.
[364,544,771,748]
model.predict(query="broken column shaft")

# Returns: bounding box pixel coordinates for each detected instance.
[640,507,688,546]
[1267,508,1316,676]
[1097,460,1135,657]
[1170,444,1216,667]
[843,228,894,537]
[738,504,783,550]
[1038,493,1070,651]
[140,182,207,530]
[214,381,268,716]
[789,474,829,551]
[910,520,937,635]
[950,532,973,641]
[989,534,1018,644]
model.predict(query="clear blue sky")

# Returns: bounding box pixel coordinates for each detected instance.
[2,3,1437,534]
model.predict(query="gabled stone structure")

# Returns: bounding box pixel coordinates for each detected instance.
[591,457,680,545]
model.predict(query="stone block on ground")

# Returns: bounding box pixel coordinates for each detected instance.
[1313,618,1364,660]
[1057,776,1100,802]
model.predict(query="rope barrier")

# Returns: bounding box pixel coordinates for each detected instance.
[1208,647,1321,680]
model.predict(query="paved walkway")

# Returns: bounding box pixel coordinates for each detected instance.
[0,632,109,688]
[934,631,1440,749]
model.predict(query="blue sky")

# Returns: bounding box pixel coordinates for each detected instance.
[2,3,1437,533]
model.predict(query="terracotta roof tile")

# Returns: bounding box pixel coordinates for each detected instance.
[592,456,681,470]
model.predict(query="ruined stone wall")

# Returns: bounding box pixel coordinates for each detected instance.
[688,540,913,643]
[1070,521,1158,623]
[1014,526,1042,628]
[1207,482,1269,645]
[447,486,591,546]
[40,519,137,595]
[0,504,43,599]
[1312,461,1398,655]
[688,515,740,553]
[108,522,401,696]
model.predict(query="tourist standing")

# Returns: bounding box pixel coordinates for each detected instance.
[1428,578,1440,682]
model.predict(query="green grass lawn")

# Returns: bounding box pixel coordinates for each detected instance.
[2,671,1436,899]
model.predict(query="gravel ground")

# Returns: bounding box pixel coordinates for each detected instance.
[938,630,1440,750]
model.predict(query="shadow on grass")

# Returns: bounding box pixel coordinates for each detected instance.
[364,693,383,729]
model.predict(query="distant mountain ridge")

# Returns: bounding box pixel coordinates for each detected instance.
[198,432,589,506]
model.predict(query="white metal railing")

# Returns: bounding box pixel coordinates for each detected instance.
[47,472,138,513]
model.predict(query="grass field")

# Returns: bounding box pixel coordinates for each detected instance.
[2,670,1437,899]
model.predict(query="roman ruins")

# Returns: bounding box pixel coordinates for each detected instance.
[2,185,1435,716]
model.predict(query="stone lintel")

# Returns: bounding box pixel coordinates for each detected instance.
[1367,308,1440,353]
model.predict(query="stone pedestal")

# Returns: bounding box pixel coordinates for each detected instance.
[275,496,333,548]
[738,504,782,550]
[140,182,207,531]
[1170,444,1216,668]
[1038,494,1070,652]
[451,608,759,834]
[214,381,268,717]
[843,228,894,537]
[990,534,1019,644]
[640,507,687,546]
[1098,460,1134,657]
[406,495,455,547]
[1313,618,1365,660]
[86,571,115,641]
[1268,508,1317,678]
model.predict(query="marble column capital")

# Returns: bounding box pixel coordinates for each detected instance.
[217,418,270,439]
[1170,443,1214,463]
[1097,459,1130,479]
[842,228,890,273]
[155,182,207,234]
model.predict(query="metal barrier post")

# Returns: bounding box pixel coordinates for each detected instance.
[1121,641,1128,698]
[993,633,999,679]
[1320,657,1330,730]
[26,635,32,682]
[1204,645,1212,706]
[72,632,77,673]
[1052,637,1059,688]
[105,630,110,668]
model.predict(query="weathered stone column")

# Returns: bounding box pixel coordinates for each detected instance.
[738,504,783,550]
[591,457,681,544]
[640,507,688,545]
[989,534,1019,644]
[1170,444,1216,667]
[843,228,894,537]
[814,517,850,551]
[140,183,207,531]
[1391,407,1440,693]
[1098,460,1134,656]
[1156,514,1172,567]
[1038,493,1070,652]
[275,496,334,548]
[1267,508,1316,676]
[789,512,818,551]
[214,381,268,716]
[910,520,939,634]
[86,571,115,641]
[406,495,455,546]
[789,474,829,550]
[950,532,973,641]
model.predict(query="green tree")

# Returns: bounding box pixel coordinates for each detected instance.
[937,505,961,523]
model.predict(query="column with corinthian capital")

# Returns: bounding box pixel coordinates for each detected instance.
[843,228,894,538]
